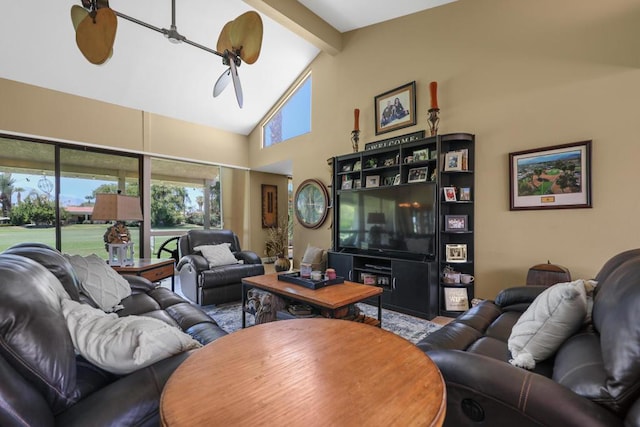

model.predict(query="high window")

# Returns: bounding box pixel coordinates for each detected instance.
[263,73,312,147]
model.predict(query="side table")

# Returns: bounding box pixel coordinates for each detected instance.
[111,258,175,291]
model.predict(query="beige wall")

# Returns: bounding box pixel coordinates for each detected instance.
[249,0,640,298]
[0,77,268,254]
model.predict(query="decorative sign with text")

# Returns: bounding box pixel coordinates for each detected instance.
[364,130,426,151]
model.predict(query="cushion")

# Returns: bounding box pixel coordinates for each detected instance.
[508,279,588,369]
[65,253,132,312]
[195,243,239,268]
[62,299,202,375]
[302,244,327,271]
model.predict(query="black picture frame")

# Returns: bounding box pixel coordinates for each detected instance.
[445,215,468,232]
[374,81,417,135]
[509,140,592,210]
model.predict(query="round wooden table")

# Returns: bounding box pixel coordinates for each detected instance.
[160,318,446,426]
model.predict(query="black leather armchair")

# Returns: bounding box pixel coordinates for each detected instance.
[177,229,265,305]
[418,249,640,426]
[0,243,227,426]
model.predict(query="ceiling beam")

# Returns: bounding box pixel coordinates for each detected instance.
[243,0,343,55]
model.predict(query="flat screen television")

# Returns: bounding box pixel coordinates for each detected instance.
[336,183,436,260]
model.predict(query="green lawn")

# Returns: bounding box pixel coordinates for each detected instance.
[0,224,188,257]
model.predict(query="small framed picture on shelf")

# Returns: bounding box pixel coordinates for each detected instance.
[408,167,428,183]
[342,163,352,172]
[444,151,464,171]
[342,180,353,190]
[445,244,467,263]
[413,148,429,162]
[443,186,457,202]
[444,287,470,311]
[459,187,471,201]
[353,160,361,171]
[353,179,362,189]
[366,175,380,188]
[393,174,401,185]
[445,215,468,232]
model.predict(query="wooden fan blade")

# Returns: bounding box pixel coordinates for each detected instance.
[76,8,117,65]
[213,68,231,98]
[216,21,233,54]
[229,11,263,64]
[71,5,89,31]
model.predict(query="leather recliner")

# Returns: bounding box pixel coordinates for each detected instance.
[177,229,265,305]
[418,248,640,427]
[0,243,227,427]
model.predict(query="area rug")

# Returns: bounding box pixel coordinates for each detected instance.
[201,301,441,344]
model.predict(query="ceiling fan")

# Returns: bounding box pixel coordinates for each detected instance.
[70,0,263,108]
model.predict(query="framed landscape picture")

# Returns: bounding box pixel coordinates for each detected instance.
[374,81,416,135]
[509,140,592,210]
[408,167,428,183]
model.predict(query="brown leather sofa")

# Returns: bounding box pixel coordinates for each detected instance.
[177,229,265,305]
[0,243,227,427]
[418,248,640,427]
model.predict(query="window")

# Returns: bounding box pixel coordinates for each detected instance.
[149,158,222,257]
[263,74,311,147]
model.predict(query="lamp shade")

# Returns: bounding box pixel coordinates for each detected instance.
[92,193,143,221]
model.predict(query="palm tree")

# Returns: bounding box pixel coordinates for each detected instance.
[0,173,16,217]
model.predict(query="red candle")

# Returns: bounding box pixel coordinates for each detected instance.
[353,108,360,131]
[429,82,438,110]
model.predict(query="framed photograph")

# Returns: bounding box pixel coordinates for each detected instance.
[413,148,429,162]
[393,174,401,185]
[374,81,417,135]
[443,186,457,202]
[445,244,467,263]
[261,184,278,228]
[444,287,470,311]
[408,167,428,183]
[342,180,353,190]
[445,215,468,232]
[459,187,471,201]
[444,151,464,171]
[509,140,592,210]
[353,179,361,189]
[365,175,380,188]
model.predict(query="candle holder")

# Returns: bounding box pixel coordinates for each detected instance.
[427,108,440,136]
[351,130,360,152]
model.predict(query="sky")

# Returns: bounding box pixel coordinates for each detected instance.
[10,173,200,209]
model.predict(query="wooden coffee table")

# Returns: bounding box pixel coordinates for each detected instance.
[241,273,383,328]
[110,258,175,291]
[160,318,446,426]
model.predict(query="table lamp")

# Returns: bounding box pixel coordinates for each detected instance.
[92,192,143,266]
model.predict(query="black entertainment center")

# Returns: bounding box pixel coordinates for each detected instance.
[329,132,475,319]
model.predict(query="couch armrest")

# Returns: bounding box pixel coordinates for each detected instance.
[177,254,209,272]
[235,250,263,265]
[494,285,547,309]
[122,275,157,293]
[427,350,621,426]
[55,352,191,427]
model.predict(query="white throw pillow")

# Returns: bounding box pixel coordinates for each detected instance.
[508,279,588,369]
[194,243,239,268]
[62,299,202,375]
[64,254,132,312]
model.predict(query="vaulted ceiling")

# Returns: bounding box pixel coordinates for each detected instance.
[0,1,455,135]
